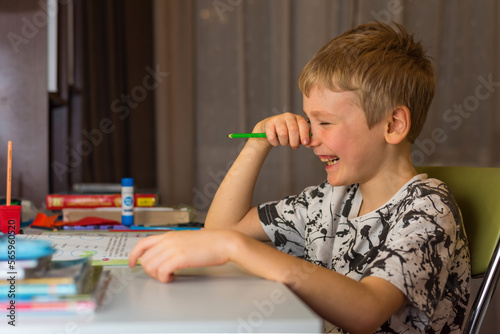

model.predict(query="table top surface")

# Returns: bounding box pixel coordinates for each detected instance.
[1,264,323,333]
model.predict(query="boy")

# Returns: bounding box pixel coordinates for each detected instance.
[129,22,470,333]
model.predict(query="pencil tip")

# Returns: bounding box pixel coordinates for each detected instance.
[227,134,233,138]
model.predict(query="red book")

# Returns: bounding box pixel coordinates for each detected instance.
[46,193,157,210]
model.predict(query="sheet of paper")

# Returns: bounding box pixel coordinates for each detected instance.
[17,232,152,265]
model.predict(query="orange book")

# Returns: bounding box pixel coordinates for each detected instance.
[46,193,157,210]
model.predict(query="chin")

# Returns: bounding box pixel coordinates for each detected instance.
[326,169,358,187]
[326,176,347,187]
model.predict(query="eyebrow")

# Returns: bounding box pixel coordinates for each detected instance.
[303,110,326,118]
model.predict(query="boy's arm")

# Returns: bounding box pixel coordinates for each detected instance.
[204,113,311,240]
[129,229,406,334]
[203,138,272,240]
[233,232,407,334]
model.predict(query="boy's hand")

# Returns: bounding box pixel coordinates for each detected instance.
[254,113,310,150]
[128,230,236,283]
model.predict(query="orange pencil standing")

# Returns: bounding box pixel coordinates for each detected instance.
[0,141,21,234]
[6,141,12,206]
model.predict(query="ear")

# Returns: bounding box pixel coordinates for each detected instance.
[385,106,411,145]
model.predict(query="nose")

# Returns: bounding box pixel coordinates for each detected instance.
[305,131,320,149]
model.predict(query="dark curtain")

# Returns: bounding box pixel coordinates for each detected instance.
[80,0,156,188]
[50,0,156,193]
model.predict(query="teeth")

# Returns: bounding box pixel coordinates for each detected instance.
[320,157,339,165]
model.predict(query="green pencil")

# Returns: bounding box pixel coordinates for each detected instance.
[227,132,312,139]
[227,133,267,138]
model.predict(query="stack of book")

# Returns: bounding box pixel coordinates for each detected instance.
[46,182,195,227]
[46,192,158,210]
[0,257,110,316]
[0,236,55,279]
[0,255,52,280]
[61,206,195,226]
[0,236,110,316]
[46,182,159,210]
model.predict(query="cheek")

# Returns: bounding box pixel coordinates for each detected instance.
[326,128,353,150]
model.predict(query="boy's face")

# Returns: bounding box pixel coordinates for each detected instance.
[303,86,389,187]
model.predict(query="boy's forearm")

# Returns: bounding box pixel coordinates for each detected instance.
[204,139,272,229]
[229,233,405,334]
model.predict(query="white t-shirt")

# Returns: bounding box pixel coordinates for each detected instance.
[258,174,471,333]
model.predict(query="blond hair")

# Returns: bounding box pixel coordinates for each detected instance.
[298,21,434,143]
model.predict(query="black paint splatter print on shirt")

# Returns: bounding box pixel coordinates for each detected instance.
[258,174,471,333]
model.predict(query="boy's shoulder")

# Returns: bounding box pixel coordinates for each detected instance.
[392,174,462,229]
[273,174,460,227]
[403,173,457,204]
[302,174,453,206]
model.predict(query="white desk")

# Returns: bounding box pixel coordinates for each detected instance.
[3,264,322,333]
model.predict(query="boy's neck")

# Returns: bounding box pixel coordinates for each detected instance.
[357,149,416,217]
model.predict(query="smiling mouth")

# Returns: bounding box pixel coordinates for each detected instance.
[320,156,339,166]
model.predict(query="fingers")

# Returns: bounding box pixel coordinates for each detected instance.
[128,233,179,282]
[128,234,166,268]
[128,230,233,284]
[261,113,310,149]
[265,126,280,147]
[141,243,177,282]
[297,116,311,146]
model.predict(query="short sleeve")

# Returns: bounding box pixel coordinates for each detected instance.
[362,192,465,326]
[258,182,332,257]
[258,193,308,257]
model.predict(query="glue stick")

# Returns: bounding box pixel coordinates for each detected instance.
[121,178,134,226]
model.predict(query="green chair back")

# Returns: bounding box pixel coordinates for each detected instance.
[416,166,500,277]
[416,166,500,334]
